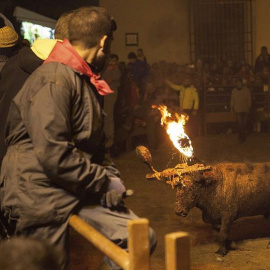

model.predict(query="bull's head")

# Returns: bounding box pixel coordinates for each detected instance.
[136,145,214,215]
[174,173,202,216]
[174,172,216,216]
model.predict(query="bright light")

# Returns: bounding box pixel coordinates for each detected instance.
[154,105,194,158]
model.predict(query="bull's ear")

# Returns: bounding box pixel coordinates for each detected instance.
[191,171,204,182]
[202,168,220,186]
[204,177,214,186]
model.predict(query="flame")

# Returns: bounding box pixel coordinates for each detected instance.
[154,105,194,158]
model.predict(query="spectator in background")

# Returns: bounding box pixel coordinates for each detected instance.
[137,48,147,62]
[102,53,121,148]
[0,237,62,270]
[0,16,19,71]
[0,10,75,167]
[230,78,251,142]
[264,82,270,133]
[235,63,254,85]
[166,76,199,137]
[223,59,236,76]
[21,38,31,47]
[127,51,149,102]
[254,46,270,75]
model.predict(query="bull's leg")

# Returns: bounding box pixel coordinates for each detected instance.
[215,218,233,256]
[212,224,221,232]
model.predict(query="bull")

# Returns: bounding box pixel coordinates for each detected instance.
[136,145,270,256]
[174,162,270,255]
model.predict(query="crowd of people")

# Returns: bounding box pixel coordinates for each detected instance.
[101,46,270,150]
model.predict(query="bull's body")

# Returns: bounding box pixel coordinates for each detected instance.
[174,162,270,255]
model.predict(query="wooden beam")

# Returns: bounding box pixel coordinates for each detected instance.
[69,215,130,269]
[128,219,150,270]
[165,232,190,270]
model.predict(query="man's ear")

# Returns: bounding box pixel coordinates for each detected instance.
[100,35,111,55]
[99,35,107,48]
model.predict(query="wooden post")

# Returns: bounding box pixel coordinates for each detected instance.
[69,215,129,270]
[128,218,150,270]
[165,232,190,270]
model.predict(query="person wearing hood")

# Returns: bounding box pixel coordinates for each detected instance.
[0,10,74,167]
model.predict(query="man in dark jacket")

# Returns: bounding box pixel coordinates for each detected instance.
[0,10,74,166]
[0,6,156,270]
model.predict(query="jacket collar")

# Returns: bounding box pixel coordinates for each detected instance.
[44,39,113,96]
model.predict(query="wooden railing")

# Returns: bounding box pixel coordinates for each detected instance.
[69,215,190,270]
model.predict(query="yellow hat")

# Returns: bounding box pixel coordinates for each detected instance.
[0,26,19,48]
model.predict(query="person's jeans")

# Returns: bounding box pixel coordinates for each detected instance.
[236,112,248,142]
[78,205,157,270]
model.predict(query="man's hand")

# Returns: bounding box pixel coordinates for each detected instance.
[100,189,134,209]
[101,190,124,209]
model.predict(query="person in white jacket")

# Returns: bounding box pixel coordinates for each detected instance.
[230,78,251,142]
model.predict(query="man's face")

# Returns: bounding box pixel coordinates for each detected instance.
[109,58,117,66]
[128,58,136,64]
[92,36,113,73]
[236,80,242,89]
[183,78,191,87]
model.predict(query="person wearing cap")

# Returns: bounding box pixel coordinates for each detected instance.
[166,76,199,136]
[0,6,156,270]
[0,17,19,71]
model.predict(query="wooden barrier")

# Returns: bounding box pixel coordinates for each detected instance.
[165,232,190,270]
[69,215,150,270]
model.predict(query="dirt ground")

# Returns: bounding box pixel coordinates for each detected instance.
[70,131,270,270]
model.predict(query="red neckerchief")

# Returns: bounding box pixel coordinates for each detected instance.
[44,39,114,96]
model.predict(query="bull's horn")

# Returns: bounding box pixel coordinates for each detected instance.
[135,145,158,173]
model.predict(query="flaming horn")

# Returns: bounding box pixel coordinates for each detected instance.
[136,145,212,189]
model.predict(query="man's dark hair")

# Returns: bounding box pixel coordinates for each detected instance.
[110,53,119,61]
[128,52,137,59]
[235,77,243,83]
[68,6,117,49]
[54,10,75,40]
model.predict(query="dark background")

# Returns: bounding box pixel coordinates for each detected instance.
[0,0,99,35]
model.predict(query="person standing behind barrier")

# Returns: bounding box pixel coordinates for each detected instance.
[166,76,199,137]
[230,78,251,143]
[254,46,270,75]
[0,7,156,270]
[0,10,75,168]
[127,51,149,103]
[137,48,147,63]
[102,53,121,149]
[0,15,19,72]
